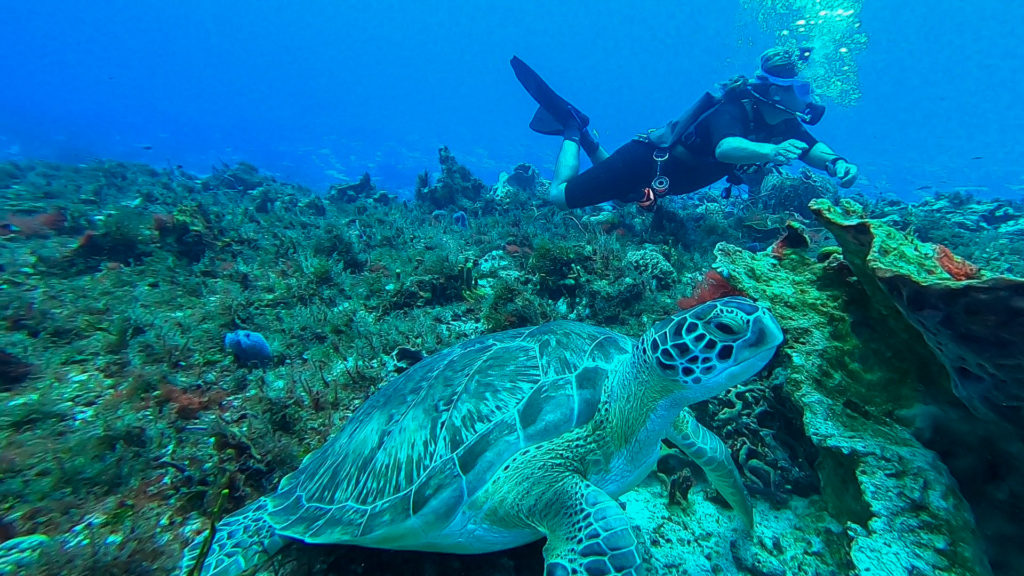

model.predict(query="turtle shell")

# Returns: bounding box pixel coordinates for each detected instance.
[264,321,632,543]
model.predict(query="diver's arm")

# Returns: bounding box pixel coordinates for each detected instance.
[802,142,844,171]
[715,137,808,165]
[714,137,775,164]
[803,142,859,187]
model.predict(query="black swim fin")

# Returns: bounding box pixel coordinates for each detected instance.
[511,56,592,139]
[528,106,567,136]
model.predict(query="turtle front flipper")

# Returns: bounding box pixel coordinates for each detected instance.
[180,497,286,576]
[667,409,753,529]
[536,479,646,576]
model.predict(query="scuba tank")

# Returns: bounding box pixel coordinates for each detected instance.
[639,91,722,149]
[639,76,756,150]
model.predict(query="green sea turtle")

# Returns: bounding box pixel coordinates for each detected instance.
[181,297,783,576]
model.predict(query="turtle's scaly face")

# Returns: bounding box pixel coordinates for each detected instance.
[643,297,784,403]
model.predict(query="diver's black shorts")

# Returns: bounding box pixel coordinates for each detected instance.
[563,139,728,209]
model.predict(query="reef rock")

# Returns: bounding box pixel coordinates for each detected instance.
[326,172,396,205]
[414,146,485,210]
[709,236,991,576]
[487,163,541,208]
[810,198,1024,425]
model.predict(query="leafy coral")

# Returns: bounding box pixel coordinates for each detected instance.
[711,239,990,576]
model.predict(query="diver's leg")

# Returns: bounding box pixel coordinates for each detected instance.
[554,140,654,210]
[550,139,581,209]
[577,127,607,164]
[586,144,610,164]
[511,57,608,180]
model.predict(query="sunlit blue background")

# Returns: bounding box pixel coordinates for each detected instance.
[1,1,1021,199]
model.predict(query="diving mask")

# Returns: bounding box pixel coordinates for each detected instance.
[751,72,825,126]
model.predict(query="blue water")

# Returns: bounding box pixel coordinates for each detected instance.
[1,1,1022,198]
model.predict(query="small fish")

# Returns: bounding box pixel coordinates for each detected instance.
[970,156,983,160]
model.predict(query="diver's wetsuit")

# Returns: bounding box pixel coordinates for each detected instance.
[563,98,819,209]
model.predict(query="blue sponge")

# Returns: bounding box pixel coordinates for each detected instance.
[224,330,272,366]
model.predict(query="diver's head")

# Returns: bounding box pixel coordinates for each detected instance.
[759,46,812,79]
[749,46,825,126]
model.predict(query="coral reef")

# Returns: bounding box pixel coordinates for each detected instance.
[326,173,396,206]
[713,240,991,576]
[1,153,1022,575]
[414,146,486,211]
[806,199,1024,575]
[486,163,542,209]
[867,189,1024,277]
[811,198,1024,424]
[676,270,745,310]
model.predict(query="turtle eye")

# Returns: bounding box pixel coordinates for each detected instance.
[707,316,744,341]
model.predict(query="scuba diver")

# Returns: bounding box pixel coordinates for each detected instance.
[511,47,859,210]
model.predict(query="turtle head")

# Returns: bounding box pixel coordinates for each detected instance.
[641,297,783,404]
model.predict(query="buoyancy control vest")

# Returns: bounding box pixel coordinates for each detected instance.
[639,91,724,150]
[635,84,761,203]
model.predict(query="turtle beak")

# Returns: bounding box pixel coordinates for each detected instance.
[745,312,784,354]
